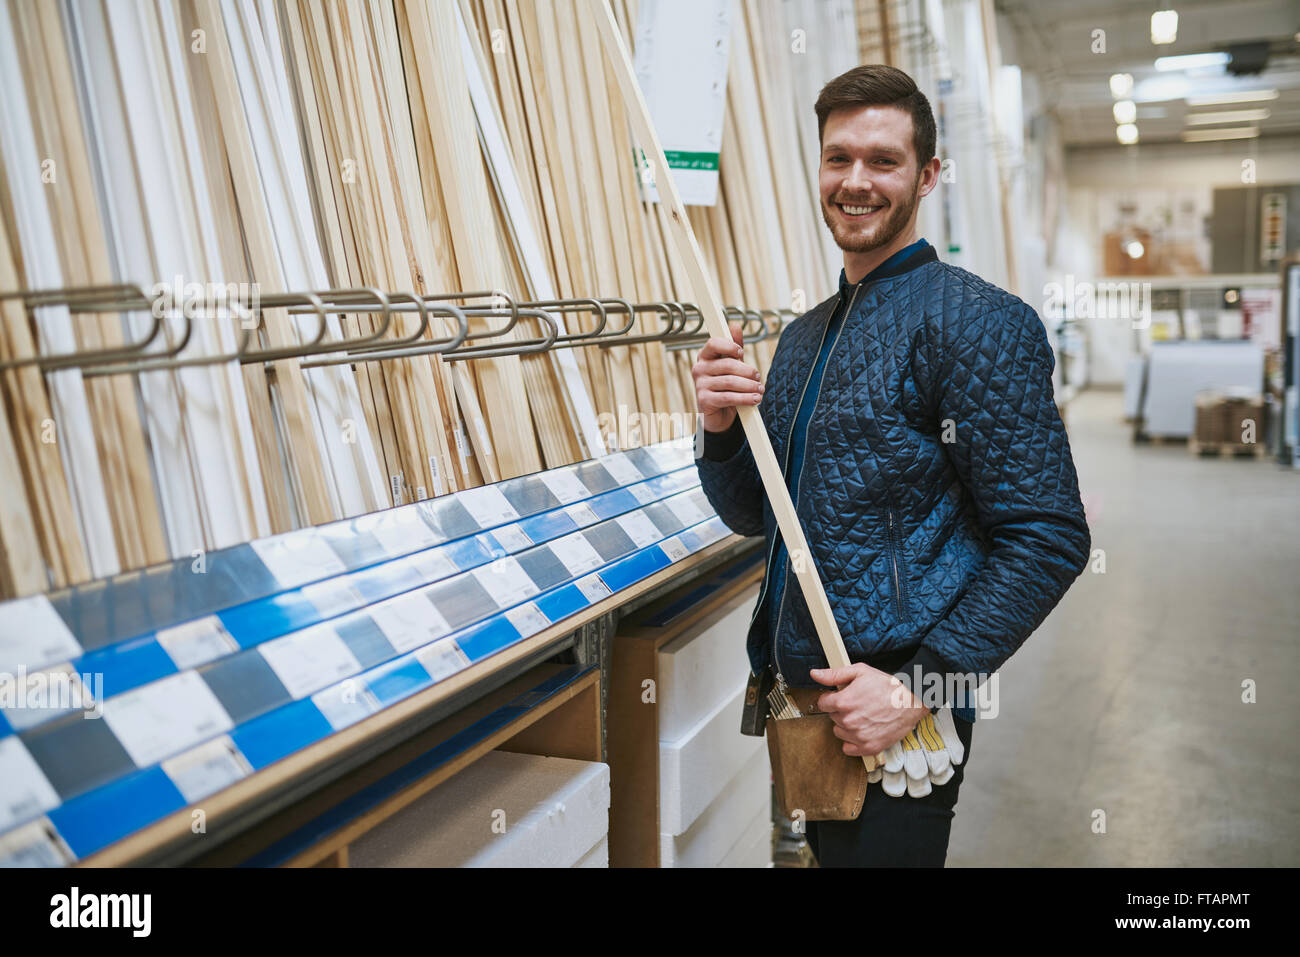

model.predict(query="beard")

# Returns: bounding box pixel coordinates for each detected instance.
[821,179,919,254]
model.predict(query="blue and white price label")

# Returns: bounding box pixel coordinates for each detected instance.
[472,557,540,607]
[617,512,661,549]
[0,737,60,833]
[490,524,533,553]
[575,574,612,604]
[301,579,365,619]
[369,593,451,654]
[563,502,598,526]
[600,451,644,486]
[251,530,347,588]
[156,616,238,670]
[370,512,440,556]
[0,818,73,867]
[660,537,690,562]
[416,639,471,682]
[258,625,362,700]
[312,679,380,731]
[102,671,234,769]
[666,495,707,524]
[457,485,520,527]
[539,470,590,504]
[0,595,81,674]
[505,602,549,637]
[628,483,657,504]
[161,736,252,804]
[548,533,603,577]
[409,548,459,583]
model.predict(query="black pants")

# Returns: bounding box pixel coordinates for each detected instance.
[805,716,974,867]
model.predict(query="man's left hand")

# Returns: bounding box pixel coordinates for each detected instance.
[809,663,928,757]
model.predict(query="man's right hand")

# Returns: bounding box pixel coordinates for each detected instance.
[691,321,764,433]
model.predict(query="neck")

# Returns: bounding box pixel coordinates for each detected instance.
[842,222,919,284]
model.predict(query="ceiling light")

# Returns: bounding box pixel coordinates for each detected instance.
[1154,52,1229,71]
[1180,126,1259,141]
[1113,100,1137,124]
[1151,10,1178,45]
[1186,89,1278,106]
[1110,73,1134,98]
[1185,108,1271,124]
[1126,241,1146,259]
[1116,123,1140,144]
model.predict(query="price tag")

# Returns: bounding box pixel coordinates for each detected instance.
[312,680,379,731]
[548,533,603,577]
[457,485,519,528]
[258,625,362,700]
[156,616,238,670]
[667,495,707,524]
[428,455,447,497]
[0,737,61,832]
[370,513,439,556]
[161,736,252,804]
[628,483,657,504]
[505,603,549,636]
[408,548,458,583]
[369,593,451,654]
[0,664,95,733]
[563,502,598,526]
[102,671,233,769]
[600,451,644,486]
[661,537,690,562]
[490,524,533,553]
[616,513,661,549]
[575,574,612,604]
[0,818,74,868]
[250,530,347,588]
[416,639,471,682]
[0,595,81,673]
[646,443,689,472]
[473,557,540,607]
[539,470,590,504]
[301,579,365,619]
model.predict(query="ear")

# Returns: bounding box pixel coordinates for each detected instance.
[916,156,942,199]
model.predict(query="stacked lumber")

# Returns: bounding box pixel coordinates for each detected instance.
[0,0,856,598]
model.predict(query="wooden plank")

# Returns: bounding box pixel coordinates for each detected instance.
[587,0,863,743]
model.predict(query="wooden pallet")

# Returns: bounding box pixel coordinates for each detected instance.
[1188,439,1267,458]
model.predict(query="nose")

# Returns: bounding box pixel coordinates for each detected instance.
[840,159,874,196]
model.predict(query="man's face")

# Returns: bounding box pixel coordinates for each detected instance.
[819,105,928,254]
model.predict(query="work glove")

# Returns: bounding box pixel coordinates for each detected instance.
[878,708,964,798]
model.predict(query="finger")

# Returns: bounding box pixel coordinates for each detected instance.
[699,335,743,361]
[695,357,761,380]
[727,321,744,350]
[698,374,764,395]
[808,666,857,688]
[698,391,764,413]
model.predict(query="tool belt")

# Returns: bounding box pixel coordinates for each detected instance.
[747,668,967,821]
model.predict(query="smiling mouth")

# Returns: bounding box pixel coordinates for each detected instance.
[836,201,886,218]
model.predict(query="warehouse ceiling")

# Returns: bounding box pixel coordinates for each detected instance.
[995,0,1300,145]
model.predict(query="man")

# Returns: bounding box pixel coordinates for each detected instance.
[692,64,1090,867]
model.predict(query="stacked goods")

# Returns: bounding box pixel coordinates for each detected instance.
[0,0,864,598]
[1192,390,1266,456]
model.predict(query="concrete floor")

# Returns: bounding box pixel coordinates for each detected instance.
[946,388,1300,866]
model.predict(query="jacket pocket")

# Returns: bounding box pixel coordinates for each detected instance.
[886,506,913,622]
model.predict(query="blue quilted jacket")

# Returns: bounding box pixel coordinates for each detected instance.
[696,244,1090,710]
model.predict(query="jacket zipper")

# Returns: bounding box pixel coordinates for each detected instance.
[769,282,863,684]
[887,505,908,620]
[745,295,840,678]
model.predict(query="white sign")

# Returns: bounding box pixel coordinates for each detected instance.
[0,595,81,673]
[548,533,604,577]
[416,639,471,682]
[250,530,347,588]
[600,451,644,486]
[473,557,540,607]
[161,736,252,804]
[0,736,60,832]
[156,616,238,670]
[102,671,233,769]
[369,593,452,654]
[457,485,520,527]
[258,625,362,700]
[539,470,590,504]
[617,512,661,549]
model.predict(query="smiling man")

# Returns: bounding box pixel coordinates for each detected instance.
[692,65,1091,867]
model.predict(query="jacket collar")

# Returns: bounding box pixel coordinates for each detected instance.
[837,238,938,297]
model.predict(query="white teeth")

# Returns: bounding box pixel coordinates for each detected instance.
[840,204,882,215]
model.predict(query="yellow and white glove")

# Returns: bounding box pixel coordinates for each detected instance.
[875,708,964,798]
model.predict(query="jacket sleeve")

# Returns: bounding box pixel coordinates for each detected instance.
[905,298,1091,680]
[694,415,765,537]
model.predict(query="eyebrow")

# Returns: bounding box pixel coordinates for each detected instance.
[821,143,907,158]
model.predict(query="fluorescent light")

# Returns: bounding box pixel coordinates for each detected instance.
[1116,123,1140,144]
[1151,10,1178,45]
[1126,241,1146,259]
[1180,126,1259,141]
[1110,73,1133,98]
[1186,89,1278,106]
[1154,52,1229,71]
[1185,108,1270,125]
[1113,100,1137,124]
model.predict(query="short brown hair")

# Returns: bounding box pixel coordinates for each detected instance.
[815,65,937,169]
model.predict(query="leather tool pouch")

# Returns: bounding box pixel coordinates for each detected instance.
[765,686,868,821]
